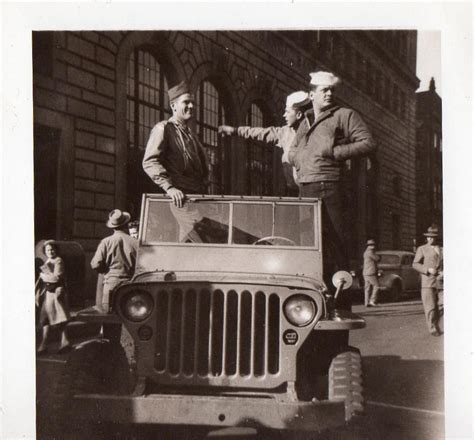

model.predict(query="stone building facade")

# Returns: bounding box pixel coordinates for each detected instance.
[32,30,419,299]
[415,78,443,244]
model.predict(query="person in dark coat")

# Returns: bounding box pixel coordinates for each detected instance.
[36,240,71,353]
[362,239,381,307]
[91,209,138,312]
[413,226,444,336]
[288,71,377,294]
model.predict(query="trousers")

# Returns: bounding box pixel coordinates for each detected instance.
[421,287,441,333]
[364,275,380,305]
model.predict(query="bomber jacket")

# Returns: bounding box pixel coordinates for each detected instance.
[143,117,209,193]
[288,105,376,183]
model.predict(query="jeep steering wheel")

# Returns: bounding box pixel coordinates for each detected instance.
[253,236,297,246]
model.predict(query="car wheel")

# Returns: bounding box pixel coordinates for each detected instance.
[389,281,402,302]
[54,338,135,440]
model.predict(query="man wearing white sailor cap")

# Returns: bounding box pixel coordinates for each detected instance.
[288,71,376,272]
[218,91,311,191]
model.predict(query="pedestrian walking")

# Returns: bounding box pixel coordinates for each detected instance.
[288,71,376,273]
[218,91,311,190]
[143,81,209,240]
[36,240,71,353]
[91,209,138,312]
[363,239,381,307]
[413,226,444,336]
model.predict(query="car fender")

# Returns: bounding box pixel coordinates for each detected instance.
[382,273,403,290]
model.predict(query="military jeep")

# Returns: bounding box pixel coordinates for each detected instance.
[63,194,366,437]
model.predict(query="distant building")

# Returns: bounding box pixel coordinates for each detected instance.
[415,78,443,245]
[32,30,419,298]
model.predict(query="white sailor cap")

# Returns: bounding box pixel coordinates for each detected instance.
[309,71,340,87]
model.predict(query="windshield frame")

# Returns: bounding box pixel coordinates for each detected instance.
[140,196,321,250]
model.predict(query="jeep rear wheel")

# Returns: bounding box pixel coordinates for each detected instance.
[56,339,134,439]
[328,347,364,422]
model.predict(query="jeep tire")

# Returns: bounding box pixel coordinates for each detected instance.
[328,347,365,422]
[56,338,134,439]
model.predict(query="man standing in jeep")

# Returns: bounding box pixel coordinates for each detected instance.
[288,71,377,269]
[218,91,311,191]
[142,81,209,239]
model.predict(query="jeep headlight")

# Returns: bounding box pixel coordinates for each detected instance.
[121,291,154,322]
[283,294,316,327]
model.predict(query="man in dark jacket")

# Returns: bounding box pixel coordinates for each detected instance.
[363,239,381,307]
[143,81,209,241]
[288,71,377,271]
[413,226,444,336]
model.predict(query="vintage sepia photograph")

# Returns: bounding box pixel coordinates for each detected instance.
[1,3,472,440]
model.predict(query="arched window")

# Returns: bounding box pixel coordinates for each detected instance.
[126,48,170,217]
[195,80,227,195]
[246,103,273,195]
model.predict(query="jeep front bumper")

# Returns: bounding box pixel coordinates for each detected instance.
[74,393,345,431]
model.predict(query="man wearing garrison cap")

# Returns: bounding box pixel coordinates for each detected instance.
[218,91,311,191]
[288,71,376,273]
[143,81,209,208]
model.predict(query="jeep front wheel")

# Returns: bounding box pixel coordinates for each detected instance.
[328,347,365,422]
[56,338,134,439]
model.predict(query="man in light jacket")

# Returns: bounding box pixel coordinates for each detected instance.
[91,209,138,312]
[363,239,381,307]
[413,226,443,336]
[218,91,311,191]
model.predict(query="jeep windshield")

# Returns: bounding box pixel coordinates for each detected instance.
[142,198,317,248]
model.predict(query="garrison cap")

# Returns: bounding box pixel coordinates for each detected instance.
[168,81,192,102]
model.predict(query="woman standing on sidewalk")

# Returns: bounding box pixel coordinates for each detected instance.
[36,240,71,353]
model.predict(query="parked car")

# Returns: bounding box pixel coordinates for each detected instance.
[62,194,366,438]
[351,250,421,302]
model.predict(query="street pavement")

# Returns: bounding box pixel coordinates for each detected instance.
[36,297,444,439]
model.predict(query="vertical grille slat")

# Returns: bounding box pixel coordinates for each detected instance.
[193,291,201,374]
[155,286,281,380]
[179,290,186,374]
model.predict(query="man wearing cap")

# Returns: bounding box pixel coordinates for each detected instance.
[143,81,209,241]
[143,80,209,207]
[413,226,444,336]
[363,239,381,307]
[217,91,311,191]
[91,209,138,311]
[288,71,376,270]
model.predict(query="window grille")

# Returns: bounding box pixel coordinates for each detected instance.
[195,80,226,194]
[246,103,273,195]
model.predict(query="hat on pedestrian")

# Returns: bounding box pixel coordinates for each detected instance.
[309,71,341,88]
[106,209,131,229]
[423,226,439,237]
[366,239,376,246]
[168,81,192,102]
[285,91,311,111]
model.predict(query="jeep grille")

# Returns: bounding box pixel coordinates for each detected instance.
[154,288,281,384]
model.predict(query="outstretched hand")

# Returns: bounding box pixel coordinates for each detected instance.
[218,125,235,136]
[166,187,185,208]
